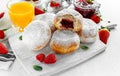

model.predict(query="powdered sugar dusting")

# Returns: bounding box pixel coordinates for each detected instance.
[80,18,98,43]
[23,20,51,51]
[35,13,56,32]
[55,9,83,24]
[50,30,80,47]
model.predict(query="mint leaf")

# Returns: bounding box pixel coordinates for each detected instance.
[19,35,22,40]
[3,29,8,31]
[33,65,43,71]
[43,8,47,12]
[81,46,89,50]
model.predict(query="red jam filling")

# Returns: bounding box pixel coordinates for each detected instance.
[60,19,74,29]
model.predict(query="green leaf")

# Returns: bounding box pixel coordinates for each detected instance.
[33,65,43,71]
[107,27,111,32]
[2,29,8,31]
[81,46,89,50]
[19,35,22,40]
[100,26,110,31]
[101,26,105,29]
[43,8,47,12]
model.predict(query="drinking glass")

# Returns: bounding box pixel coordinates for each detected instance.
[7,0,34,32]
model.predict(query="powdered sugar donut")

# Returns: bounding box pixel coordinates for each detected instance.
[23,20,51,51]
[50,30,80,54]
[54,9,83,32]
[78,19,98,43]
[35,13,56,33]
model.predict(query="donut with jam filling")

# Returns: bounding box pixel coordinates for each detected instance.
[54,9,83,32]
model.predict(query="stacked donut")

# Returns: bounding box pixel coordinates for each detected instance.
[50,9,82,54]
[23,9,98,54]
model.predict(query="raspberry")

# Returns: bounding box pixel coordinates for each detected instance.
[44,53,56,64]
[36,53,45,62]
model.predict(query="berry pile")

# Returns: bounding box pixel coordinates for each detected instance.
[36,53,56,64]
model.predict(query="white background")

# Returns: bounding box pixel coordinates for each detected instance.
[0,0,120,76]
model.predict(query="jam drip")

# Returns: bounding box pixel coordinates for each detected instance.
[60,19,74,29]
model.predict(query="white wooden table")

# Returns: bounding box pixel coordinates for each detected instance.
[0,0,120,76]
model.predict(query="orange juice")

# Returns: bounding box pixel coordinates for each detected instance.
[9,2,34,32]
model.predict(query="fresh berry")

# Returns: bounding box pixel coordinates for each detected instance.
[0,30,5,39]
[50,1,61,7]
[99,26,110,44]
[91,14,101,24]
[36,53,45,62]
[0,12,5,19]
[0,43,8,54]
[35,6,45,15]
[44,53,56,64]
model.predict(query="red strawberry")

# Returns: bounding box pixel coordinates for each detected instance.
[99,26,110,44]
[35,7,45,15]
[0,12,5,19]
[44,53,56,64]
[91,14,101,24]
[50,1,61,7]
[36,53,45,62]
[0,43,8,54]
[0,30,5,39]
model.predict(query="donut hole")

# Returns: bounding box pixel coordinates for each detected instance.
[60,19,74,29]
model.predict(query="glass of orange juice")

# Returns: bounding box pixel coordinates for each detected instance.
[7,0,34,32]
